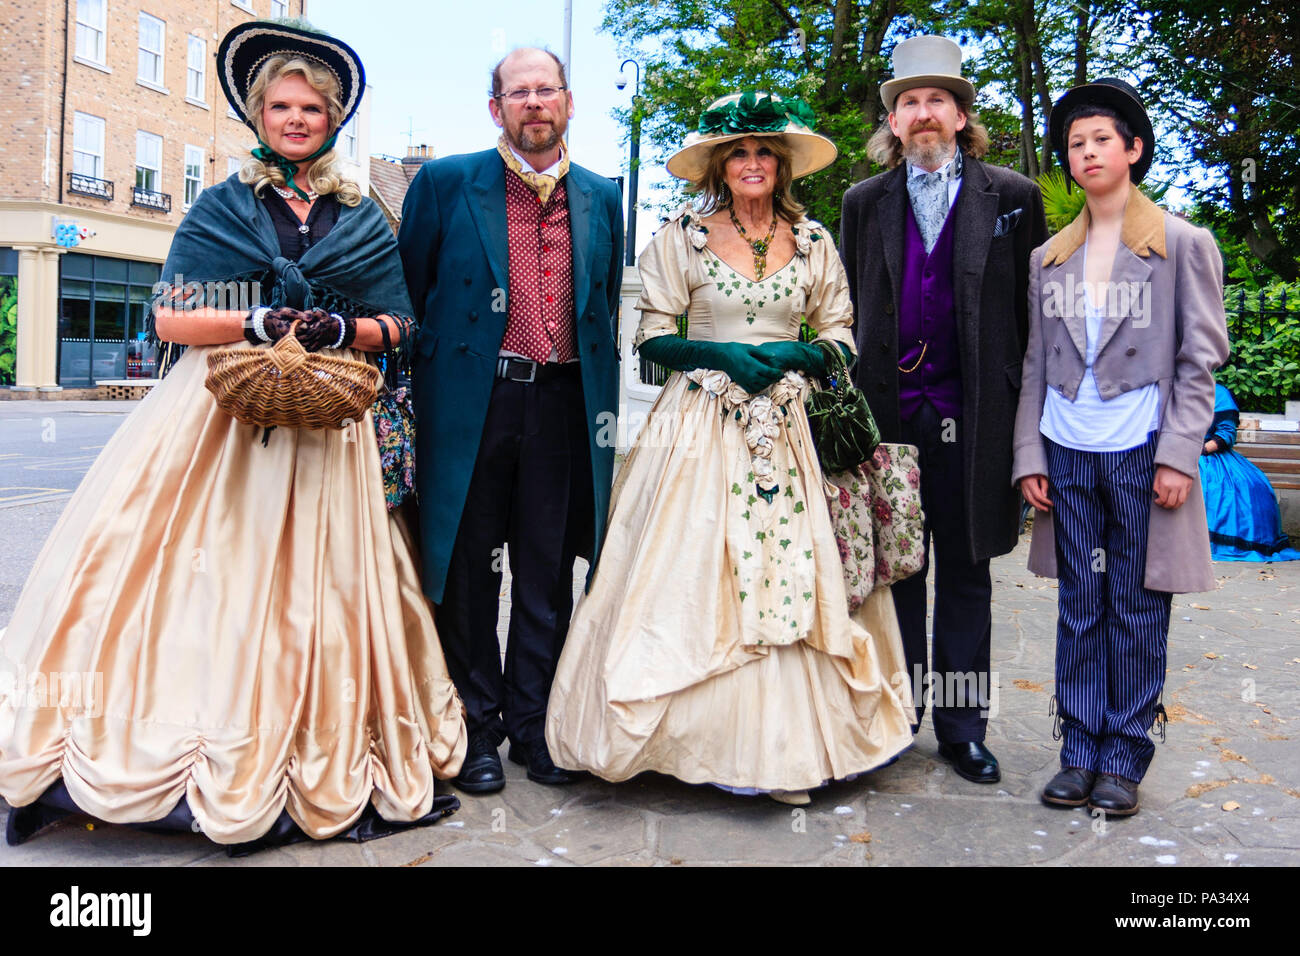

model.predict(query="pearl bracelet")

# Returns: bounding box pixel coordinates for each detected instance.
[329,313,347,350]
[251,307,272,342]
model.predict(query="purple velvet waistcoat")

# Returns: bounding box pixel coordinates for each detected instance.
[897,203,962,421]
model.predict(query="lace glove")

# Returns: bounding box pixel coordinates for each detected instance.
[292,309,356,352]
[244,307,310,345]
[638,335,785,395]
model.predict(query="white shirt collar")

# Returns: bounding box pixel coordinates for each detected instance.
[907,148,962,181]
[508,143,566,178]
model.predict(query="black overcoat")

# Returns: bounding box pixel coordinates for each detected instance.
[840,156,1048,563]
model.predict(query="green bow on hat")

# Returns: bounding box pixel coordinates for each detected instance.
[698,91,819,135]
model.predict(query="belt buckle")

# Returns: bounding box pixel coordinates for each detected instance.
[517,358,537,383]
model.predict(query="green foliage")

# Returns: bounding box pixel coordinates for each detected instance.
[1035,169,1173,235]
[1216,281,1300,414]
[0,277,18,387]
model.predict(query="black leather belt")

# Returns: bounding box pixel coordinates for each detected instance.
[495,356,581,383]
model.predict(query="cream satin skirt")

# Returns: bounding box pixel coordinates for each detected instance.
[546,374,915,791]
[0,345,466,844]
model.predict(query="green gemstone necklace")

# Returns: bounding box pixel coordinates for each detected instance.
[728,206,779,280]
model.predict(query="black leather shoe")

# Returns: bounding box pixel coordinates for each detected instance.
[453,734,505,794]
[937,741,1001,783]
[1041,767,1096,807]
[1088,773,1140,816]
[507,739,583,786]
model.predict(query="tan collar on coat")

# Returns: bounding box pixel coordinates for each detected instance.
[1043,182,1166,265]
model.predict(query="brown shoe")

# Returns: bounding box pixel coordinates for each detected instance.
[1041,767,1096,807]
[1088,773,1140,816]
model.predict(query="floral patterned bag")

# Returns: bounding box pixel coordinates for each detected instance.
[370,320,416,511]
[824,442,925,609]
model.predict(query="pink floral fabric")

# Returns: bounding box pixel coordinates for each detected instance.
[824,442,925,609]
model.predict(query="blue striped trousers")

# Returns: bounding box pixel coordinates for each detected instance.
[1045,434,1172,783]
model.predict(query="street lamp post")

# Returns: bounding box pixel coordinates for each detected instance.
[618,59,641,266]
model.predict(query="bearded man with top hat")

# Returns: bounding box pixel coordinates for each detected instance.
[397,48,623,795]
[840,36,1049,784]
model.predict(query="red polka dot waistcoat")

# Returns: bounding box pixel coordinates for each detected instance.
[501,168,577,364]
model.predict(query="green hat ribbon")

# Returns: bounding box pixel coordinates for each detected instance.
[698,92,819,135]
[251,133,338,200]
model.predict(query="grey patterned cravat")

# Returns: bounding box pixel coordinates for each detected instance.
[906,150,963,254]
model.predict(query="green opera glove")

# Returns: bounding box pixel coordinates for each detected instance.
[751,340,852,379]
[637,335,785,394]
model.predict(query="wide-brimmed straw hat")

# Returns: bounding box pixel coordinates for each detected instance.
[879,35,976,111]
[665,91,838,183]
[1049,77,1155,186]
[218,19,365,134]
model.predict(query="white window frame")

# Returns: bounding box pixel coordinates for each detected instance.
[227,156,243,179]
[137,13,166,90]
[136,131,163,193]
[73,112,106,180]
[271,0,289,18]
[231,1,256,13]
[186,36,207,106]
[74,0,107,68]
[184,145,205,208]
[340,116,358,161]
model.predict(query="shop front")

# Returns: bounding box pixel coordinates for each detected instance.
[57,253,161,387]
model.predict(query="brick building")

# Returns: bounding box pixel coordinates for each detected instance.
[0,1,373,389]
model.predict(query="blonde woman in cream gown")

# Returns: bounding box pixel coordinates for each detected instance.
[546,106,916,799]
[0,20,466,851]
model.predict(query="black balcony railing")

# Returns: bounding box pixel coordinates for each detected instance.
[67,173,114,200]
[131,186,171,212]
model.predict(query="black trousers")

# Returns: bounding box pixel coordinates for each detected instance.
[436,367,593,747]
[891,401,993,744]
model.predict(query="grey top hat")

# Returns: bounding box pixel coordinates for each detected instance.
[879,36,976,111]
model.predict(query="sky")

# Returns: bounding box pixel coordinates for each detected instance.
[307,0,670,256]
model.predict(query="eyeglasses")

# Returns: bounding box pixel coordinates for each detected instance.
[494,86,567,103]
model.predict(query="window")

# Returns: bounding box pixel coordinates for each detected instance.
[138,13,165,87]
[227,156,243,178]
[186,36,206,103]
[184,146,205,207]
[231,1,255,12]
[340,116,358,161]
[75,0,107,65]
[73,112,106,179]
[271,0,289,17]
[136,131,163,191]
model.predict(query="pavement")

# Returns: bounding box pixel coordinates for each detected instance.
[1,400,1298,867]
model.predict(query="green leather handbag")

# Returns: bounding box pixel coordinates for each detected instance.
[804,340,881,474]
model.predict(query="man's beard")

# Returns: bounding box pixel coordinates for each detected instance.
[507,117,563,155]
[902,131,957,171]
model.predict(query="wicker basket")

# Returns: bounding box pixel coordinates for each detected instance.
[205,322,383,429]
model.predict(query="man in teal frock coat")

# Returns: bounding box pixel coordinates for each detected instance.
[398,48,623,792]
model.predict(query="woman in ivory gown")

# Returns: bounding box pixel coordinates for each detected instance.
[545,92,914,804]
[0,20,465,852]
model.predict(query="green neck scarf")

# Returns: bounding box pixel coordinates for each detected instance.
[251,133,338,200]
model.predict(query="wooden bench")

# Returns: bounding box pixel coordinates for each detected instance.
[1236,429,1300,491]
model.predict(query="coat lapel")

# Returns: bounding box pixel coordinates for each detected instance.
[875,166,907,311]
[1048,248,1089,360]
[1094,243,1153,358]
[951,158,999,353]
[567,169,593,324]
[464,156,509,294]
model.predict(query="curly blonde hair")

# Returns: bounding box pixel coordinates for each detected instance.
[688,135,806,222]
[239,54,362,206]
[866,91,990,169]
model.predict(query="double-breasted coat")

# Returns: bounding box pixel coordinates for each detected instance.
[840,155,1049,563]
[1010,185,1231,593]
[398,150,624,603]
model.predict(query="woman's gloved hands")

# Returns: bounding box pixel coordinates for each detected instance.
[244,307,356,351]
[638,335,785,394]
[752,340,853,381]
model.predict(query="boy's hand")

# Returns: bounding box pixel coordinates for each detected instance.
[1020,474,1053,512]
[1153,465,1193,510]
